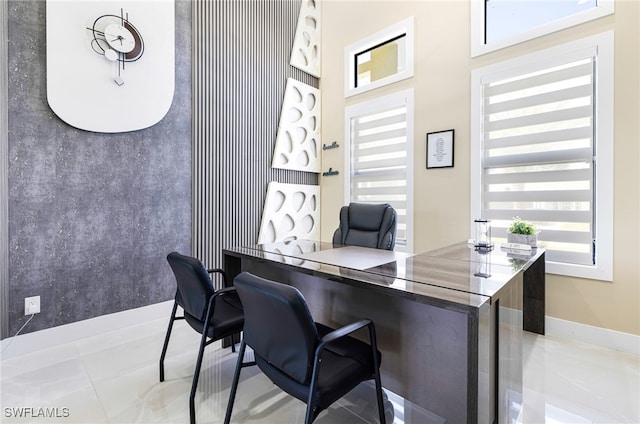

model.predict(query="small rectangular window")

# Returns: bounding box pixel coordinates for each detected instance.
[485,0,598,44]
[345,18,413,97]
[355,34,406,89]
[471,0,614,57]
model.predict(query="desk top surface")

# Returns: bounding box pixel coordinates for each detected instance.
[224,241,544,309]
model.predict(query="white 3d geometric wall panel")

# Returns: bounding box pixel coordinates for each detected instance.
[258,181,320,244]
[272,78,321,173]
[290,0,321,77]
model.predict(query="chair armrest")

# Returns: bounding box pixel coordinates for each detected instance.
[207,268,227,280]
[317,319,372,352]
[207,268,228,289]
[213,286,237,296]
[309,319,380,402]
[204,286,239,325]
[210,286,238,303]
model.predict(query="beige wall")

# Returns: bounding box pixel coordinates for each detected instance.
[320,0,640,336]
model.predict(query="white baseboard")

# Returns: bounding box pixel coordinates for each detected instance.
[0,300,173,360]
[546,316,640,356]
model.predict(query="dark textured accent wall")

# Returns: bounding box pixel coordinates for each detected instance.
[6,1,192,337]
[192,0,319,269]
[1,0,9,339]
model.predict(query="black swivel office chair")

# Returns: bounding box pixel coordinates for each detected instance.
[332,202,397,250]
[224,272,386,424]
[160,252,244,424]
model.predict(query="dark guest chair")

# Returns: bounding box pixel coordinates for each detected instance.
[160,252,244,424]
[332,202,397,250]
[224,272,386,424]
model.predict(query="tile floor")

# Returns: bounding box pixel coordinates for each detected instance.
[1,316,638,424]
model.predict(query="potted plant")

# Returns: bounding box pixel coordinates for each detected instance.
[507,217,538,247]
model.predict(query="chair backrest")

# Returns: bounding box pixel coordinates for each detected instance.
[167,252,215,322]
[332,202,397,250]
[233,272,319,385]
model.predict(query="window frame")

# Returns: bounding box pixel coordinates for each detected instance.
[470,0,614,57]
[344,17,414,98]
[345,89,414,252]
[470,31,614,281]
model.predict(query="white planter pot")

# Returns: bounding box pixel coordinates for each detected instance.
[507,233,538,248]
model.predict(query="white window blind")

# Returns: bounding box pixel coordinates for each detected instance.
[481,58,595,265]
[346,91,413,250]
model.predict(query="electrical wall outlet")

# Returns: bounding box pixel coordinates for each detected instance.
[24,296,40,315]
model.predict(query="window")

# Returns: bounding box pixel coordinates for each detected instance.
[471,32,613,280]
[345,90,414,251]
[355,34,407,89]
[345,18,414,97]
[471,0,614,57]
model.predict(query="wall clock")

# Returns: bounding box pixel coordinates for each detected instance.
[87,9,144,86]
[46,0,174,133]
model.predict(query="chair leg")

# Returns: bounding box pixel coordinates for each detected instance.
[305,354,323,424]
[368,323,386,424]
[189,326,210,424]
[159,301,178,382]
[374,367,386,424]
[224,340,247,424]
[305,405,323,424]
[304,403,315,424]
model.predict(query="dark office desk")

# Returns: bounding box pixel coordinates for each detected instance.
[223,241,545,424]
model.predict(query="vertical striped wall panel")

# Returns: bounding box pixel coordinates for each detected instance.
[192,0,319,269]
[1,0,9,339]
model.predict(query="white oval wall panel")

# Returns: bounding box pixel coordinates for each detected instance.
[46,0,175,133]
[272,78,321,173]
[258,181,320,244]
[290,0,321,77]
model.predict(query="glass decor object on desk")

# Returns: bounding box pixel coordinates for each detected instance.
[474,219,494,251]
[473,249,492,278]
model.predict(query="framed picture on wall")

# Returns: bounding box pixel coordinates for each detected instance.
[426,129,454,169]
